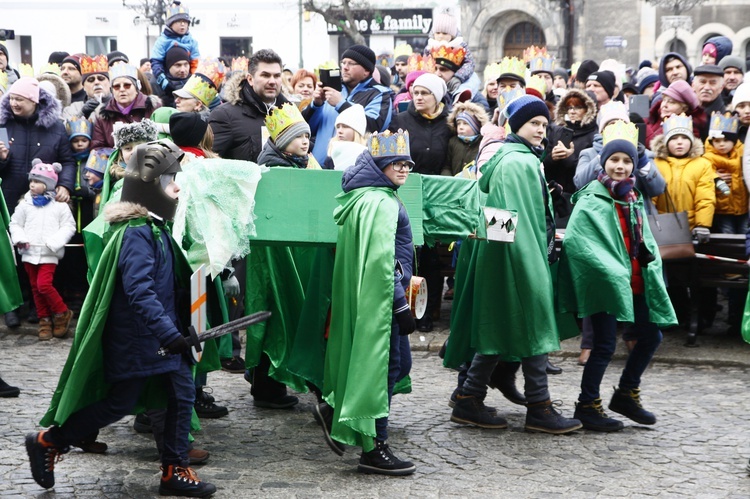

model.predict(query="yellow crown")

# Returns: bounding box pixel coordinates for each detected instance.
[523,45,555,74]
[407,54,435,73]
[602,120,638,147]
[265,103,306,142]
[483,62,503,83]
[195,57,225,88]
[80,55,109,76]
[0,71,7,93]
[18,63,34,78]
[231,57,248,72]
[570,61,581,77]
[662,113,693,138]
[497,57,526,80]
[40,63,61,76]
[430,45,466,71]
[367,129,411,158]
[526,74,547,96]
[181,74,217,107]
[394,43,413,59]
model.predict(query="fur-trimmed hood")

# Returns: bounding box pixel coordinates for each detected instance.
[37,73,72,109]
[447,101,489,132]
[104,201,150,224]
[554,88,597,126]
[0,87,62,128]
[650,134,704,160]
[221,71,248,106]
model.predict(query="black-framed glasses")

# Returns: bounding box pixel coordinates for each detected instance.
[390,161,413,172]
[86,75,107,83]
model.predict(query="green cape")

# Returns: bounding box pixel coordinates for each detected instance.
[0,180,22,313]
[324,187,397,451]
[557,181,677,327]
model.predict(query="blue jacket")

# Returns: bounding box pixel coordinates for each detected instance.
[104,212,185,383]
[342,151,413,313]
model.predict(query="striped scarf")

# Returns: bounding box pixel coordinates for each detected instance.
[597,171,643,258]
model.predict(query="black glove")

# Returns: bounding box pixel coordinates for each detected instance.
[636,242,656,268]
[395,309,416,336]
[166,336,189,355]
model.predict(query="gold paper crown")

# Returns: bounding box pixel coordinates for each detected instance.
[18,63,34,78]
[394,43,413,59]
[523,45,555,74]
[483,62,503,83]
[195,57,225,88]
[0,71,7,93]
[265,103,306,142]
[708,111,739,138]
[662,113,693,137]
[367,129,411,159]
[40,63,61,76]
[430,45,466,71]
[109,62,138,82]
[407,54,435,73]
[231,57,248,72]
[570,61,581,77]
[602,120,638,147]
[181,74,217,107]
[497,57,526,80]
[80,55,109,76]
[65,116,92,138]
[526,74,547,96]
[497,87,525,111]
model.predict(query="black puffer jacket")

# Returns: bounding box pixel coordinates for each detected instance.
[388,101,451,176]
[0,89,75,214]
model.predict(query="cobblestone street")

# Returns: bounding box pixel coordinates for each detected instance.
[2,323,750,498]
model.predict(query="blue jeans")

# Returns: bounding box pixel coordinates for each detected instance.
[580,294,663,403]
[462,353,549,404]
[375,320,412,441]
[713,213,749,235]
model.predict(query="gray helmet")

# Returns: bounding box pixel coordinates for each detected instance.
[120,140,184,221]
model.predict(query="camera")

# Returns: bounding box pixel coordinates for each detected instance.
[0,29,15,41]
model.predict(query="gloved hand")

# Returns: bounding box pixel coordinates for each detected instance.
[395,309,416,336]
[636,144,651,173]
[81,97,102,119]
[692,226,710,244]
[166,336,189,355]
[222,275,240,297]
[156,73,168,90]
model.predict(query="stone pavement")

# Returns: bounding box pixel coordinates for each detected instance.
[2,297,750,497]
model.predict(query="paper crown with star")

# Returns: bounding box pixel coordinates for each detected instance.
[497,56,527,83]
[526,74,548,98]
[662,113,693,139]
[40,63,61,76]
[265,103,307,142]
[80,55,109,76]
[85,147,114,175]
[231,57,248,72]
[407,54,435,74]
[430,45,466,72]
[109,62,138,82]
[394,43,413,59]
[483,62,503,83]
[65,117,92,139]
[367,129,411,159]
[708,111,739,139]
[180,74,217,107]
[195,57,225,89]
[497,87,526,111]
[602,120,638,147]
[524,45,555,74]
[17,63,34,78]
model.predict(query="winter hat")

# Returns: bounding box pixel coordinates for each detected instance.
[412,73,447,103]
[456,111,481,135]
[703,36,733,63]
[658,52,692,86]
[662,79,699,112]
[506,95,550,134]
[719,55,746,73]
[169,112,208,147]
[638,74,659,94]
[28,159,61,191]
[84,148,114,176]
[553,68,568,81]
[639,60,653,70]
[433,11,459,38]
[61,53,84,73]
[702,43,717,60]
[48,51,69,65]
[575,59,599,83]
[597,101,630,133]
[693,64,724,77]
[8,77,40,103]
[107,51,129,67]
[600,122,639,168]
[341,45,376,74]
[150,107,178,139]
[335,104,367,137]
[275,120,310,152]
[165,46,190,71]
[166,1,191,27]
[112,119,158,148]
[587,71,616,98]
[732,82,750,107]
[375,65,392,88]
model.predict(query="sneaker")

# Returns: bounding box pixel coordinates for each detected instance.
[25,431,68,489]
[574,399,624,432]
[159,465,216,497]
[608,386,656,425]
[4,310,20,328]
[220,356,245,374]
[447,388,498,415]
[312,402,345,456]
[357,440,416,476]
[194,387,228,418]
[133,413,152,433]
[38,317,53,341]
[188,448,210,465]
[524,399,582,434]
[253,394,299,409]
[0,376,20,397]
[52,309,73,338]
[450,394,508,429]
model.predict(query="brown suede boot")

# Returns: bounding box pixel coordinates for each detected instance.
[52,309,73,338]
[38,317,53,341]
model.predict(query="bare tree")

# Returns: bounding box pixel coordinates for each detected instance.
[303,0,370,45]
[122,0,170,32]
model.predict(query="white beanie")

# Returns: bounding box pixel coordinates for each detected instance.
[732,82,750,108]
[412,73,447,103]
[335,104,367,137]
[596,101,630,133]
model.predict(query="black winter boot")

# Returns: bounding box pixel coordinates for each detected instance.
[357,440,416,476]
[489,361,527,405]
[312,402,345,456]
[194,386,228,418]
[450,394,508,429]
[448,388,498,414]
[0,376,20,397]
[574,398,624,432]
[524,399,582,434]
[159,465,216,497]
[608,386,656,425]
[25,430,69,489]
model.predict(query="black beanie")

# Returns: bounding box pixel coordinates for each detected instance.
[341,45,376,74]
[506,95,550,134]
[62,53,84,73]
[169,112,208,147]
[576,59,599,83]
[165,46,190,70]
[48,51,69,65]
[107,51,129,67]
[587,70,616,98]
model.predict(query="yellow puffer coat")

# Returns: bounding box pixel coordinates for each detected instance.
[651,135,716,229]
[703,139,747,216]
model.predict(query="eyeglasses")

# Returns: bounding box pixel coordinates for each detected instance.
[389,161,413,172]
[112,82,133,91]
[411,90,434,97]
[568,106,585,111]
[86,75,107,83]
[340,60,360,68]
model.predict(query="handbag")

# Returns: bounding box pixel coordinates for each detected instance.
[647,187,695,260]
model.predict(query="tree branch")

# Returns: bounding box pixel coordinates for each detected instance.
[304,0,366,45]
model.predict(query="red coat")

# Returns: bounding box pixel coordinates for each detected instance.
[91,93,161,149]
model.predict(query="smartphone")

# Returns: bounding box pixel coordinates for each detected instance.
[635,122,647,146]
[559,127,574,147]
[0,128,8,146]
[397,101,409,113]
[629,95,650,120]
[319,68,342,92]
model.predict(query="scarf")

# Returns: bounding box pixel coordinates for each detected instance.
[419,103,444,120]
[73,150,90,163]
[282,151,309,169]
[457,111,481,135]
[32,192,55,207]
[597,171,643,258]
[116,100,136,115]
[458,134,479,144]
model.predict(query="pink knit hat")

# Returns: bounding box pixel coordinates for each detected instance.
[28,159,61,191]
[662,80,699,112]
[433,11,459,38]
[8,77,40,104]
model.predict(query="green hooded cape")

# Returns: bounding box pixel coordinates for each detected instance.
[0,180,22,314]
[323,187,397,452]
[556,180,677,327]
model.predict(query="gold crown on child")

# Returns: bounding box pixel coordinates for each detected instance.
[602,120,638,147]
[497,57,527,80]
[524,45,555,73]
[265,103,306,142]
[367,129,411,159]
[708,111,739,138]
[181,74,217,107]
[662,113,693,137]
[526,74,547,95]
